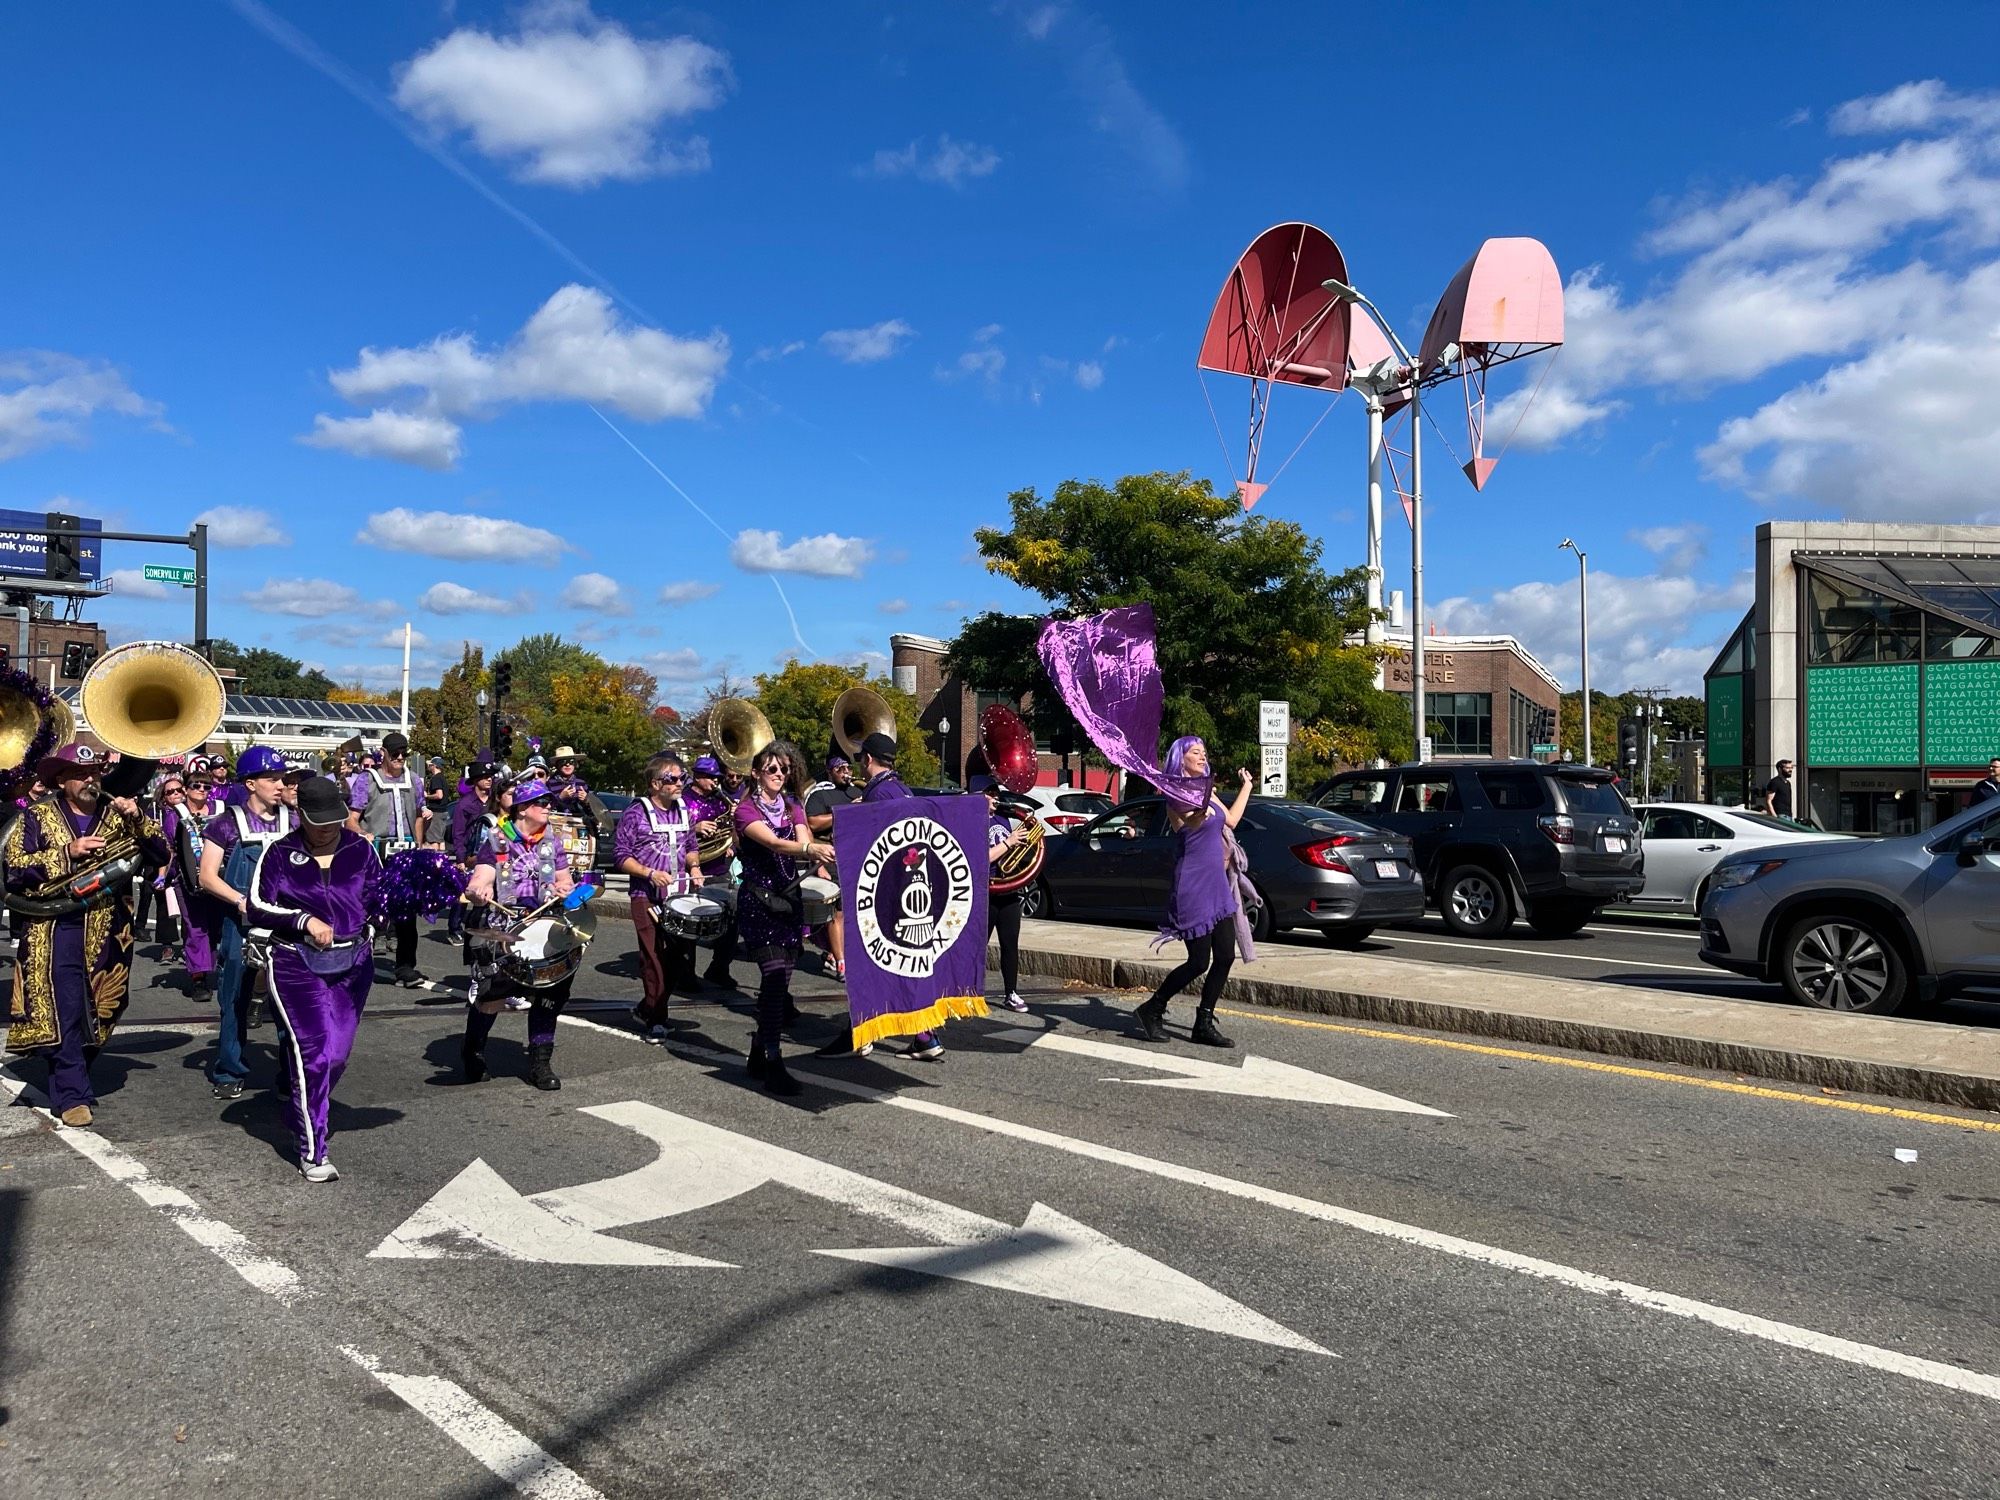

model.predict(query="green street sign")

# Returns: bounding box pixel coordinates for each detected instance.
[141,564,197,586]
[1532,743,1557,755]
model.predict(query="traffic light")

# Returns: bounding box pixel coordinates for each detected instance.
[1618,716,1641,766]
[494,720,514,757]
[1050,724,1075,757]
[60,640,97,681]
[492,658,513,698]
[47,512,81,582]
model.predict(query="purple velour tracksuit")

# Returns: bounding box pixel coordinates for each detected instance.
[246,828,383,1168]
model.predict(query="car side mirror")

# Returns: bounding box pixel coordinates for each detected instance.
[1958,835,1991,867]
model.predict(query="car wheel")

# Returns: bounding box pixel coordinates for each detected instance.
[1779,914,1909,1015]
[1321,925,1375,948]
[1440,865,1514,938]
[1525,900,1594,938]
[1021,878,1055,921]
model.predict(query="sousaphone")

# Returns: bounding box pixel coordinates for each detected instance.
[831,686,895,760]
[980,704,1045,895]
[707,696,773,775]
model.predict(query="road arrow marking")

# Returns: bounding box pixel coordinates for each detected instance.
[989,1027,1450,1115]
[372,1100,1329,1356]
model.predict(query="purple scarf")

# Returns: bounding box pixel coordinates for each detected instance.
[1037,603,1214,812]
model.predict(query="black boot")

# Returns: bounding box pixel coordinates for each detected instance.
[1131,997,1170,1043]
[526,1042,561,1091]
[762,1048,802,1097]
[461,1039,487,1083]
[1189,1007,1234,1048]
[246,995,267,1030]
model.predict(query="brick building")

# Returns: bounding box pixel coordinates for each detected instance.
[1379,630,1563,761]
[889,631,1115,790]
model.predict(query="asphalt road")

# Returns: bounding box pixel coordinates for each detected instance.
[3,920,1997,1499]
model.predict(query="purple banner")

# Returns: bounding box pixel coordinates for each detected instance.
[836,795,990,1048]
[1037,602,1212,810]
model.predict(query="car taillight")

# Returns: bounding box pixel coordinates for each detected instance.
[1538,814,1577,846]
[1293,835,1358,873]
[1044,814,1086,829]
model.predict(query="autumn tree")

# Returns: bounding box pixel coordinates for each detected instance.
[951,471,1408,780]
[410,644,485,765]
[753,659,941,786]
[537,668,667,792]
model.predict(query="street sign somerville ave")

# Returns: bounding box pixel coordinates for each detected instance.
[1258,700,1290,746]
[1260,743,1287,796]
[141,564,198,587]
[1532,743,1557,755]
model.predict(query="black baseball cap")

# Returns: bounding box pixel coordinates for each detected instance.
[382,732,409,756]
[860,731,899,764]
[297,776,350,827]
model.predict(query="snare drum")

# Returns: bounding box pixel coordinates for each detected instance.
[659,892,729,945]
[499,916,586,990]
[799,875,840,926]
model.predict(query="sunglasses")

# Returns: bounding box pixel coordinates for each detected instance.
[651,774,684,785]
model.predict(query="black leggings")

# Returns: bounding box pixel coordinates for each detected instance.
[755,957,793,1056]
[990,894,1021,993]
[1147,925,1236,1011]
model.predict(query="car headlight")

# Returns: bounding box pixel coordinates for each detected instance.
[1711,858,1787,890]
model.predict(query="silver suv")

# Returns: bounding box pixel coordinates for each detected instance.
[1698,798,2000,1015]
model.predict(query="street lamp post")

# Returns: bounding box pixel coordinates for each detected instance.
[1325,276,1427,761]
[1559,539,1590,765]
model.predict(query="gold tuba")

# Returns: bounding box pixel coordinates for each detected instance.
[831,686,895,760]
[6,642,226,919]
[979,704,1045,895]
[80,640,226,759]
[708,697,773,775]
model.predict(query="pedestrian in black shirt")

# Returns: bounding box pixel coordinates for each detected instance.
[1761,759,1795,819]
[1972,757,2000,804]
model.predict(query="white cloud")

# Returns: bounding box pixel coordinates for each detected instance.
[419,581,524,615]
[309,284,728,467]
[729,529,874,579]
[937,324,1007,386]
[301,409,463,470]
[295,621,434,651]
[0,351,163,461]
[108,567,171,601]
[1432,569,1751,696]
[192,505,289,548]
[658,579,721,605]
[393,1,730,188]
[877,597,909,615]
[819,319,917,364]
[1630,524,1708,573]
[241,577,387,619]
[359,507,570,562]
[859,135,1001,188]
[1829,79,2000,137]
[1011,5,1186,191]
[1073,359,1104,391]
[748,340,807,364]
[560,570,628,612]
[639,647,717,681]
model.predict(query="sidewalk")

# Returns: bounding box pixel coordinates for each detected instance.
[1009,918,2000,1113]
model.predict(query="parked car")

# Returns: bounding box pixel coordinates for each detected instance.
[591,791,634,871]
[1699,798,2000,1015]
[1017,786,1114,831]
[1306,760,1644,938]
[1630,802,1851,912]
[1027,795,1424,943]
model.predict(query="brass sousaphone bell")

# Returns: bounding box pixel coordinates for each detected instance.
[831,686,896,760]
[980,704,1045,895]
[707,697,774,774]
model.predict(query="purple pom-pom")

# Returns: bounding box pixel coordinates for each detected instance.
[375,848,468,921]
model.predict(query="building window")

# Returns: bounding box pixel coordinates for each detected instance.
[1399,691,1491,756]
[1808,574,1922,663]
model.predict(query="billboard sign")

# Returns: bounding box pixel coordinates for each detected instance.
[0,510,102,581]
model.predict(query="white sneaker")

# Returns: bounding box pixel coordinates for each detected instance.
[905,1033,945,1061]
[301,1160,339,1183]
[1001,991,1028,1013]
[648,1024,671,1044]
[502,994,531,1012]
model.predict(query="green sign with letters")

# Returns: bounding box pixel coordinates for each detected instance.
[141,564,197,586]
[1924,659,2000,764]
[1705,674,1744,768]
[1806,664,1919,766]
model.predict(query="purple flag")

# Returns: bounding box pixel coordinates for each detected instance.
[1037,603,1213,810]
[836,795,991,1048]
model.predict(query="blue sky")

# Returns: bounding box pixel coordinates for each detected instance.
[4,0,1996,702]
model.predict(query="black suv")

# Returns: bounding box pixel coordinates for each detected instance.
[1306,761,1644,937]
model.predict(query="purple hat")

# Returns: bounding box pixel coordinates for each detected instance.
[36,742,104,781]
[512,777,552,806]
[237,745,286,779]
[692,755,722,777]
[825,753,850,770]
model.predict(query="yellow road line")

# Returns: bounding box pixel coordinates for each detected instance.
[1214,1006,2000,1134]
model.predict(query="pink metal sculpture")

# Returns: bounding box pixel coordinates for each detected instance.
[1196,222,1350,509]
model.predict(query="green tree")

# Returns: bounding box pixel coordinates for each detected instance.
[492,632,609,715]
[412,644,485,764]
[953,471,1407,778]
[536,667,665,793]
[753,659,941,786]
[207,638,337,698]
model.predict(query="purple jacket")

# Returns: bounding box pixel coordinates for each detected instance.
[448,790,487,861]
[247,828,382,943]
[862,770,913,803]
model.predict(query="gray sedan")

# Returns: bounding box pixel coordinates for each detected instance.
[1027,795,1425,944]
